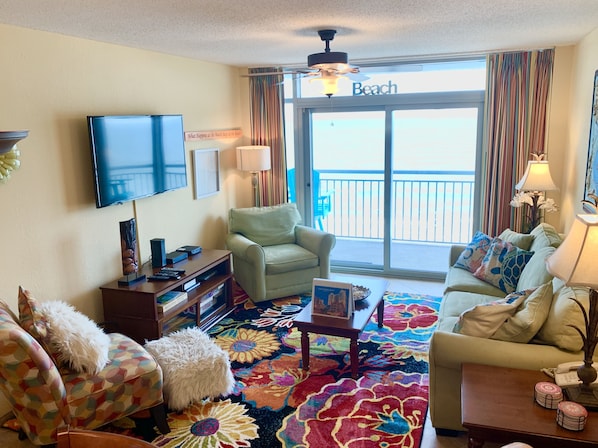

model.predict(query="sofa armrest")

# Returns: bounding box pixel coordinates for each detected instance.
[449,244,466,266]
[225,233,265,267]
[428,330,581,432]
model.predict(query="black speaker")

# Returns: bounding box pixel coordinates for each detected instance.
[150,238,166,268]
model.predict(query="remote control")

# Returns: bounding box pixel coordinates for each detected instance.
[160,268,186,275]
[148,274,173,282]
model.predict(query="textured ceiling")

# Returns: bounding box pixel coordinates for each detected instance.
[0,0,597,67]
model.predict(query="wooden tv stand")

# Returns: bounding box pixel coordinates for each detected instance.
[100,249,233,343]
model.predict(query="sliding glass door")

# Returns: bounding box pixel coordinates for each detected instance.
[285,59,486,277]
[311,110,386,267]
[295,101,482,277]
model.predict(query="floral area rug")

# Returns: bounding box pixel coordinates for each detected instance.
[148,288,441,448]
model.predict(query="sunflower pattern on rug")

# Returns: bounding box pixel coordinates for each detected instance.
[149,290,440,448]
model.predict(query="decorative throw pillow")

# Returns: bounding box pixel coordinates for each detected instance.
[498,229,534,251]
[453,289,531,337]
[38,300,110,375]
[18,286,49,340]
[536,281,587,352]
[491,282,553,343]
[454,231,493,273]
[473,239,534,294]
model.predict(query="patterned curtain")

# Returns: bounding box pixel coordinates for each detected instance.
[248,68,286,206]
[480,49,554,235]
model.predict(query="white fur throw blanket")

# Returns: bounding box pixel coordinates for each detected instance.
[144,327,234,411]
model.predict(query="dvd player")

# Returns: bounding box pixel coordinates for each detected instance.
[166,251,188,264]
[177,245,202,255]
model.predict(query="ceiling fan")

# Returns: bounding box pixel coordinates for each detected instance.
[244,29,362,97]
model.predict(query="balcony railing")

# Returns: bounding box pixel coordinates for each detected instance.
[316,169,475,245]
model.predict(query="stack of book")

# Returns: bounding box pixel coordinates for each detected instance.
[156,290,188,313]
[199,284,224,315]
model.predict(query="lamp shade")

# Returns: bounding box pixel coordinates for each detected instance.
[515,160,557,191]
[236,146,271,172]
[546,214,598,289]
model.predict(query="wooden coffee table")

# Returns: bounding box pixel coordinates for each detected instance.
[294,277,388,379]
[462,363,598,447]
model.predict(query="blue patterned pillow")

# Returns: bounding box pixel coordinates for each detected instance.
[454,231,493,273]
[473,239,534,293]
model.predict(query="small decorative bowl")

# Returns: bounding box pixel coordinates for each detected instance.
[352,285,371,302]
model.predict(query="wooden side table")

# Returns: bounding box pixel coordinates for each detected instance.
[461,363,598,447]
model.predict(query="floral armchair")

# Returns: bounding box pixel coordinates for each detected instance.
[0,298,169,445]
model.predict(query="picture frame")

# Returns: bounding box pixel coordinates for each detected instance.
[582,70,598,213]
[311,278,353,319]
[193,148,220,199]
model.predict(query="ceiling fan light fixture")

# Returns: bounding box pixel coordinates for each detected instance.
[310,71,345,97]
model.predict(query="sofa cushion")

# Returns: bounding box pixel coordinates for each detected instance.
[452,289,530,337]
[440,290,508,320]
[491,281,553,343]
[444,266,506,297]
[498,229,534,251]
[453,231,493,272]
[529,223,562,252]
[516,246,555,291]
[263,244,319,275]
[229,203,302,247]
[473,240,534,294]
[535,279,587,352]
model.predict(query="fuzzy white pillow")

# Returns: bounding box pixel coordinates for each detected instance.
[39,301,110,375]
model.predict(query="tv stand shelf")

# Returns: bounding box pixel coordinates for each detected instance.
[100,249,233,343]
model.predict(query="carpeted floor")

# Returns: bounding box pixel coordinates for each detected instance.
[141,289,441,447]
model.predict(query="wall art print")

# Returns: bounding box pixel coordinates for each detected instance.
[583,70,598,213]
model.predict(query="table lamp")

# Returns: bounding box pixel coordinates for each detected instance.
[546,214,598,406]
[513,154,557,230]
[236,145,271,206]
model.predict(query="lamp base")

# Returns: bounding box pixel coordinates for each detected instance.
[564,384,598,410]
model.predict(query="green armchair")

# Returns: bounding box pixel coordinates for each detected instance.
[225,203,336,302]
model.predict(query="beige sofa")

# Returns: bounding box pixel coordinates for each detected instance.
[429,223,588,434]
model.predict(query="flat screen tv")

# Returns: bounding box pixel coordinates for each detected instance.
[87,114,187,208]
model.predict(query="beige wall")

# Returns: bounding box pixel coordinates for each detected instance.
[558,27,598,231]
[0,22,256,415]
[1,26,253,327]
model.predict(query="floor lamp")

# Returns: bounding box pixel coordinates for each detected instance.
[236,145,271,206]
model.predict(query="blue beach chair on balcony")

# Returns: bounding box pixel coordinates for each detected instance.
[287,168,333,230]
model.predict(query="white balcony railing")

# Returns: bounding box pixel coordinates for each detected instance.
[316,170,475,245]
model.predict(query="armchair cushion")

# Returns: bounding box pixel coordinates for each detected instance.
[263,244,319,275]
[229,203,301,246]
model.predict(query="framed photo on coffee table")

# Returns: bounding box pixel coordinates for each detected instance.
[311,278,353,319]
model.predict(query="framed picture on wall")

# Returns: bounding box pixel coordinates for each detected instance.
[311,278,353,319]
[193,148,220,199]
[582,70,598,213]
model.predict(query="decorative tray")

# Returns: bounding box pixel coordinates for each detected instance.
[352,285,371,301]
